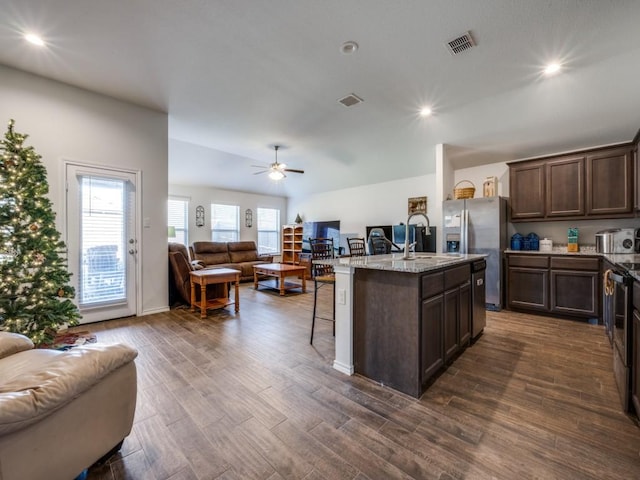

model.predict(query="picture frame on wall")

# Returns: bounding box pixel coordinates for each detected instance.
[408,196,427,214]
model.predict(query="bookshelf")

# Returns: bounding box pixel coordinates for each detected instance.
[281,224,303,265]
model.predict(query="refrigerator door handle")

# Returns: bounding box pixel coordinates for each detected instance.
[461,209,468,254]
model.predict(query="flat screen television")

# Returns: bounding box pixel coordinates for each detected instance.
[392,224,415,246]
[302,220,340,254]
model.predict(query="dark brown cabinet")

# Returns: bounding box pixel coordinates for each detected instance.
[421,294,444,381]
[508,144,634,221]
[550,257,599,317]
[506,253,600,319]
[459,282,471,346]
[354,263,472,398]
[546,155,585,217]
[507,255,549,311]
[586,146,634,215]
[509,162,545,220]
[444,288,459,361]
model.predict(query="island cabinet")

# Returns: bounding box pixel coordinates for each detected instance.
[354,263,471,398]
[506,253,600,319]
[508,144,634,222]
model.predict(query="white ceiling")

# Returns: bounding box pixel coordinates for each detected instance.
[1,1,639,197]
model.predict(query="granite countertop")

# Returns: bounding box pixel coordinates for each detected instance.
[314,252,486,274]
[505,248,640,281]
[504,245,599,255]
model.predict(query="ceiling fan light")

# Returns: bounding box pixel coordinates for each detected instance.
[268,169,284,180]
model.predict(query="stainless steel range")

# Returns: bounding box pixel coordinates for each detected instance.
[604,263,635,412]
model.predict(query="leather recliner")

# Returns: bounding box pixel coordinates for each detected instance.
[0,332,138,480]
[168,242,225,305]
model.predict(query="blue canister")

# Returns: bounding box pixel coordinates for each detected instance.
[510,233,523,251]
[527,232,539,251]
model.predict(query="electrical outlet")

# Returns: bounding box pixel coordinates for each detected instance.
[337,288,346,305]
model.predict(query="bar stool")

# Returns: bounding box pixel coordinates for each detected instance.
[309,237,335,344]
[347,237,366,256]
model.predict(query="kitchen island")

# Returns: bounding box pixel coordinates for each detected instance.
[317,253,486,398]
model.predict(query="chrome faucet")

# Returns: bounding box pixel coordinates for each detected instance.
[402,212,430,259]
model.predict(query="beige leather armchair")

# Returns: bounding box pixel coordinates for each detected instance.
[0,332,138,480]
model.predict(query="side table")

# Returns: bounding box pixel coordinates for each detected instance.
[189,268,240,318]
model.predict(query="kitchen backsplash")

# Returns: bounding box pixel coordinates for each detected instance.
[507,217,640,247]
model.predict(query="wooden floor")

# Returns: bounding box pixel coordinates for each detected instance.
[84,284,640,480]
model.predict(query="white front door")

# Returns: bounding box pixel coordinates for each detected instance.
[65,164,139,323]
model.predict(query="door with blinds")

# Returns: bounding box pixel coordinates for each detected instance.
[65,164,139,323]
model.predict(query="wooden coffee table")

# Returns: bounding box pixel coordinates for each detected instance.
[189,268,240,318]
[253,263,307,296]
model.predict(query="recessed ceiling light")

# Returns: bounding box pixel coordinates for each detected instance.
[25,33,45,47]
[419,107,433,117]
[544,62,561,76]
[340,41,359,55]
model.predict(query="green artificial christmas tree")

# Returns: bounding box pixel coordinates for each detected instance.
[0,119,80,345]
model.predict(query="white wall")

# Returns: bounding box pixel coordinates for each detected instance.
[288,173,438,246]
[169,183,287,246]
[0,65,169,314]
[453,162,509,199]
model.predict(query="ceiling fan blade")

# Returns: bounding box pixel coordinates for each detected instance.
[253,170,268,175]
[284,168,304,174]
[251,164,269,168]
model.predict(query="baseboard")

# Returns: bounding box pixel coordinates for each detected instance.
[333,360,354,375]
[141,306,170,316]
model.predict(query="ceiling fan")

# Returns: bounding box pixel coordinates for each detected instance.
[252,145,304,180]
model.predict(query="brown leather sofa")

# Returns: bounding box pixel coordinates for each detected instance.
[191,241,273,281]
[0,332,138,480]
[168,242,225,305]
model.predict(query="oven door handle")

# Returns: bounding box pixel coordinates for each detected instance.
[608,271,627,284]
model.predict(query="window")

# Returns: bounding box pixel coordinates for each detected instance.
[211,204,239,242]
[168,197,188,245]
[257,207,280,254]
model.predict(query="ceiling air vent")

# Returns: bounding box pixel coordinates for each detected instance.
[446,31,475,55]
[338,93,364,107]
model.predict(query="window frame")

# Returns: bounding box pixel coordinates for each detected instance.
[168,196,189,246]
[256,207,281,255]
[210,203,240,242]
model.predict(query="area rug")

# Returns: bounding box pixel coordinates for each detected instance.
[39,331,97,351]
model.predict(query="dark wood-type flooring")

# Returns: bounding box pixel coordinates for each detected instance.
[84,283,640,479]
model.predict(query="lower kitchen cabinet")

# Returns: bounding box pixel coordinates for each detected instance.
[444,288,460,361]
[507,255,549,311]
[443,282,472,361]
[506,253,600,319]
[550,271,598,316]
[421,294,444,381]
[459,282,471,346]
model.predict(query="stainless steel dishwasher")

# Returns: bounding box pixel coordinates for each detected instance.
[471,259,486,340]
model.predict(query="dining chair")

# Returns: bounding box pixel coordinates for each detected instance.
[370,236,391,255]
[309,237,335,345]
[347,237,366,257]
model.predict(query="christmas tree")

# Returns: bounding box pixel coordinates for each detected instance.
[0,119,80,345]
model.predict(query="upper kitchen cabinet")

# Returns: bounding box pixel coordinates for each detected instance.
[546,155,585,217]
[508,144,634,222]
[509,161,546,220]
[586,146,633,215]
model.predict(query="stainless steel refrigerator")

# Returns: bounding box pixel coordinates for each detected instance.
[442,197,507,310]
